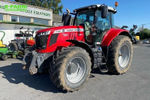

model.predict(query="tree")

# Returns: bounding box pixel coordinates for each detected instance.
[139,28,150,39]
[14,0,63,14]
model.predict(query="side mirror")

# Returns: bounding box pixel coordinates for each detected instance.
[133,25,137,30]
[101,5,108,18]
[121,26,128,29]
[62,9,71,26]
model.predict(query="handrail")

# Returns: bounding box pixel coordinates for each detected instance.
[0,31,5,41]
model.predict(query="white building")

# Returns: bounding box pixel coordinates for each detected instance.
[0,0,53,44]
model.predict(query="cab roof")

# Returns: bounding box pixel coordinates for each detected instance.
[74,4,117,13]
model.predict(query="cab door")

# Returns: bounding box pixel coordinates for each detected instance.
[94,10,112,43]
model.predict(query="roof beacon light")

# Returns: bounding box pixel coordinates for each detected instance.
[115,2,118,7]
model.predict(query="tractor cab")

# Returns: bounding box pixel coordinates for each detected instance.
[63,5,116,44]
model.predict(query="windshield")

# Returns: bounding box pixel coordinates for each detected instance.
[74,10,95,26]
[110,12,114,27]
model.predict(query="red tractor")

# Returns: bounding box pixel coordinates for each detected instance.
[23,4,133,91]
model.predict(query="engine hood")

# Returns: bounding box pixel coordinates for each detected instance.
[37,26,84,34]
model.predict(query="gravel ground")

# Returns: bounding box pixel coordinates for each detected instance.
[0,44,150,100]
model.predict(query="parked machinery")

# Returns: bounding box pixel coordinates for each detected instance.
[0,31,18,60]
[121,25,139,44]
[10,27,35,56]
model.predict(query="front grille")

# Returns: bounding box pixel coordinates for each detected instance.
[35,34,49,49]
[49,34,59,46]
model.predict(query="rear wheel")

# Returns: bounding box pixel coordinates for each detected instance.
[49,47,91,91]
[107,35,133,74]
[12,54,17,59]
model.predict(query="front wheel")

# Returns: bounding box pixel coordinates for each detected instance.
[107,35,133,74]
[49,47,91,91]
[1,54,8,61]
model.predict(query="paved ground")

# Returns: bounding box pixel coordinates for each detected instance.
[0,44,150,100]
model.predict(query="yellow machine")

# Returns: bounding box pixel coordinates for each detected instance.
[135,36,140,41]
[0,31,18,60]
[0,40,6,47]
[0,31,6,47]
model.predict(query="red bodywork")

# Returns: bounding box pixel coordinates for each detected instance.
[36,26,129,53]
[101,28,129,46]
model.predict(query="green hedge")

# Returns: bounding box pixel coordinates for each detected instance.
[139,28,150,40]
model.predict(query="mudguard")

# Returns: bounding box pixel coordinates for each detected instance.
[101,28,131,46]
[66,40,93,57]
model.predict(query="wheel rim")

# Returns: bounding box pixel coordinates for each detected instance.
[118,44,131,69]
[66,57,86,84]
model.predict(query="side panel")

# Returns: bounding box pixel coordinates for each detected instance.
[101,28,129,46]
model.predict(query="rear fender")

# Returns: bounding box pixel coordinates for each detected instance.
[101,28,132,46]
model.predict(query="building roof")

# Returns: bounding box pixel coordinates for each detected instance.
[74,4,117,13]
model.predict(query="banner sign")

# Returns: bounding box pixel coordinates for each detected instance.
[0,1,52,20]
[4,5,27,12]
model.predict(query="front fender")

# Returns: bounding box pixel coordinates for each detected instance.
[101,28,131,46]
[66,40,93,55]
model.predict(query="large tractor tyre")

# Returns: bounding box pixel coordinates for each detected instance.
[9,43,18,52]
[49,47,91,92]
[107,35,133,75]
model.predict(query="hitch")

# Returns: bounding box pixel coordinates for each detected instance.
[22,50,53,75]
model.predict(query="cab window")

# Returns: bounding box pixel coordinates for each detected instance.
[95,10,111,31]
